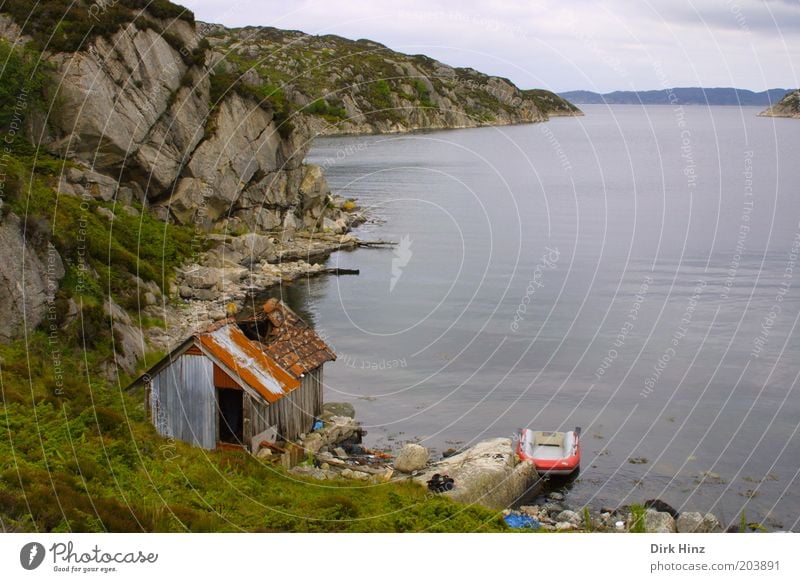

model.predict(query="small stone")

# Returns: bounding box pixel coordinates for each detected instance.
[556,510,582,525]
[334,447,348,458]
[320,463,330,471]
[556,521,576,531]
[541,501,565,514]
[701,513,723,533]
[96,207,115,221]
[548,491,564,501]
[256,448,272,459]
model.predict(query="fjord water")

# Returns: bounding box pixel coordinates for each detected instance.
[297,105,800,528]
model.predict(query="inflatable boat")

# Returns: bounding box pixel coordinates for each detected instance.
[515,427,581,475]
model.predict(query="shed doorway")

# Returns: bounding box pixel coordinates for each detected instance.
[217,388,243,444]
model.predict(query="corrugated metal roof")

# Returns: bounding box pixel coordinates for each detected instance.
[196,323,300,404]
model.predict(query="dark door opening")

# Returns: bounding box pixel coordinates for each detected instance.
[217,388,243,444]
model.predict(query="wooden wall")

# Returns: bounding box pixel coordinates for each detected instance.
[148,353,216,449]
[246,366,324,443]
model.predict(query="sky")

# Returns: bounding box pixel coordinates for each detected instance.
[178,0,800,93]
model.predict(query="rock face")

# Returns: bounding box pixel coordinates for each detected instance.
[18,16,338,234]
[0,213,64,342]
[394,444,430,473]
[415,438,539,509]
[759,90,800,119]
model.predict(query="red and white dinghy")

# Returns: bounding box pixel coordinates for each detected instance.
[515,427,581,475]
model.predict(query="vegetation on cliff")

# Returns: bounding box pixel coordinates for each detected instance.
[1,0,194,53]
[199,23,581,134]
[759,89,800,119]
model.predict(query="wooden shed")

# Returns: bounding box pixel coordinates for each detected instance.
[131,299,335,451]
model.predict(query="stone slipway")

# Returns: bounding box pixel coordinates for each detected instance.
[414,438,540,510]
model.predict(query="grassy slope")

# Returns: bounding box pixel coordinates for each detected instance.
[0,38,505,533]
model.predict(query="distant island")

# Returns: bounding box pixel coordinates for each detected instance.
[759,90,800,119]
[559,87,790,106]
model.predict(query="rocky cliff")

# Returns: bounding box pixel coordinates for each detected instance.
[759,90,800,119]
[0,1,578,374]
[198,23,581,136]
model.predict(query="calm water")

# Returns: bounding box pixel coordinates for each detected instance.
[288,105,800,528]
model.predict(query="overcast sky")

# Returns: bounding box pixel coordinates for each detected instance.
[179,0,799,93]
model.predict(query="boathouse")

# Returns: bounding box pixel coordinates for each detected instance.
[131,298,335,451]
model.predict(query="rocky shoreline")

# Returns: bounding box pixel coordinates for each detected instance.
[142,201,372,354]
[281,414,768,533]
[505,495,726,533]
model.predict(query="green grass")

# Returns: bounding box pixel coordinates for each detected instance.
[0,363,507,532]
[629,504,646,533]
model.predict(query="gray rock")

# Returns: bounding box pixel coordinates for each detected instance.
[394,443,430,473]
[676,511,704,533]
[333,447,348,459]
[322,402,356,419]
[0,213,65,342]
[230,232,276,263]
[645,510,677,533]
[96,207,115,221]
[103,298,145,376]
[556,510,582,525]
[541,501,565,514]
[414,438,540,509]
[701,513,723,533]
[548,491,564,501]
[556,521,577,531]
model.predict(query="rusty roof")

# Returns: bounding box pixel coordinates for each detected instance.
[196,323,300,403]
[127,300,334,401]
[255,300,336,377]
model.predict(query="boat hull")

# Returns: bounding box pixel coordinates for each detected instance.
[516,428,581,475]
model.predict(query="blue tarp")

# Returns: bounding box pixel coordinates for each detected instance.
[504,513,540,529]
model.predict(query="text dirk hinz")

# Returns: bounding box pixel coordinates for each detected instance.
[651,543,706,554]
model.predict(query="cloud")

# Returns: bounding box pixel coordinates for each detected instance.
[179,0,799,92]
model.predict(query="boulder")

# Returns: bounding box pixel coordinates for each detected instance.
[676,511,703,533]
[645,509,677,533]
[229,232,276,263]
[414,438,540,509]
[677,512,723,533]
[394,443,429,473]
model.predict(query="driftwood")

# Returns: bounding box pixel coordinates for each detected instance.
[356,240,397,248]
[299,267,360,279]
[322,456,389,475]
[320,267,360,276]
